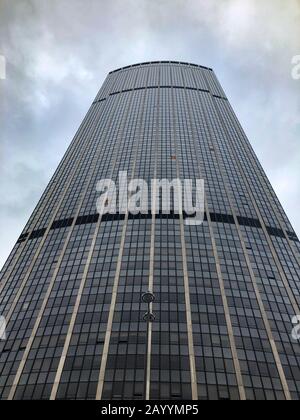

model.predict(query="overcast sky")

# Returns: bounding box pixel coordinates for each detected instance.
[0,0,299,269]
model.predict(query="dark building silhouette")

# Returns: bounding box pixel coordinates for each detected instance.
[0,61,300,400]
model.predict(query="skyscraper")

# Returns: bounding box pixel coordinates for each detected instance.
[0,61,299,400]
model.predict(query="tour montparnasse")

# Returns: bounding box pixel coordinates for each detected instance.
[0,61,300,400]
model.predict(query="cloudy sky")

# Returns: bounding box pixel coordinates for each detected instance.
[0,0,299,269]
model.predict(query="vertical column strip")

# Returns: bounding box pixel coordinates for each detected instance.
[202,73,291,400]
[171,85,198,400]
[145,83,160,400]
[96,72,151,400]
[182,66,246,400]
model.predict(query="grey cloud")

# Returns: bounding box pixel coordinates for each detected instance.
[0,0,299,268]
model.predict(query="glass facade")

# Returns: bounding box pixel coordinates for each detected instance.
[0,61,299,400]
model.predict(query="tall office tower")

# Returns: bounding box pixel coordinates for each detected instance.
[0,61,300,401]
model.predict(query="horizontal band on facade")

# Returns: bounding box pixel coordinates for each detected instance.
[17,211,299,244]
[109,61,213,75]
[93,86,228,104]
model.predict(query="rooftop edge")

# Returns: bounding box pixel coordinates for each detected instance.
[109,61,213,75]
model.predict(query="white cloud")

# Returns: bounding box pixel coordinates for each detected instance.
[28,50,94,84]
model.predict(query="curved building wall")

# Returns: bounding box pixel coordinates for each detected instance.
[0,61,299,400]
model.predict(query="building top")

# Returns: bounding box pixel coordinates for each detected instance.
[109,60,213,75]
